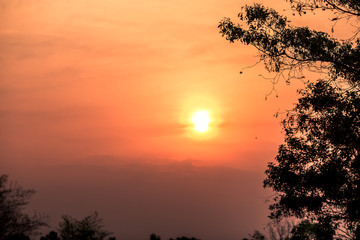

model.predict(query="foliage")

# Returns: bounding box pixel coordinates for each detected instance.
[219,0,360,239]
[267,219,294,240]
[218,3,360,85]
[242,220,294,240]
[58,212,114,240]
[265,81,360,238]
[169,237,200,240]
[286,0,360,23]
[40,231,60,240]
[0,174,47,240]
[149,234,199,240]
[150,234,161,240]
[290,220,334,240]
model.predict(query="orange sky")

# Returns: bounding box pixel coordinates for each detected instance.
[0,0,338,239]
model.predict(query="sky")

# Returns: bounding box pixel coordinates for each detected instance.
[0,0,337,239]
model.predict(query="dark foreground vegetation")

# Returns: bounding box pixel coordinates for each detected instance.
[219,0,360,239]
[0,173,200,240]
[2,0,360,239]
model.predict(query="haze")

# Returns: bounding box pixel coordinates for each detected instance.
[0,0,328,239]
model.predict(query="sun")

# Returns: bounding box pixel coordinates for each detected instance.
[192,110,210,132]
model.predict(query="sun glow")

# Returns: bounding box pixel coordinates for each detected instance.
[179,94,222,139]
[192,110,210,132]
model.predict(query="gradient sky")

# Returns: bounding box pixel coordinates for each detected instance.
[0,0,336,239]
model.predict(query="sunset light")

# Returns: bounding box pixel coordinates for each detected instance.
[2,0,342,239]
[192,110,210,132]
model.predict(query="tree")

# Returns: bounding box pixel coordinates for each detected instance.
[40,231,60,240]
[267,219,294,240]
[290,219,334,240]
[150,233,161,240]
[219,2,360,86]
[58,212,114,240]
[0,174,47,240]
[219,0,360,239]
[242,220,295,240]
[169,237,200,240]
[265,80,360,239]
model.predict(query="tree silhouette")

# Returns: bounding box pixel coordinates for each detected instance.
[169,237,200,240]
[219,0,360,238]
[150,233,161,240]
[267,219,294,240]
[40,231,60,240]
[290,219,334,240]
[0,174,47,240]
[219,2,360,86]
[58,212,114,240]
[242,219,295,240]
